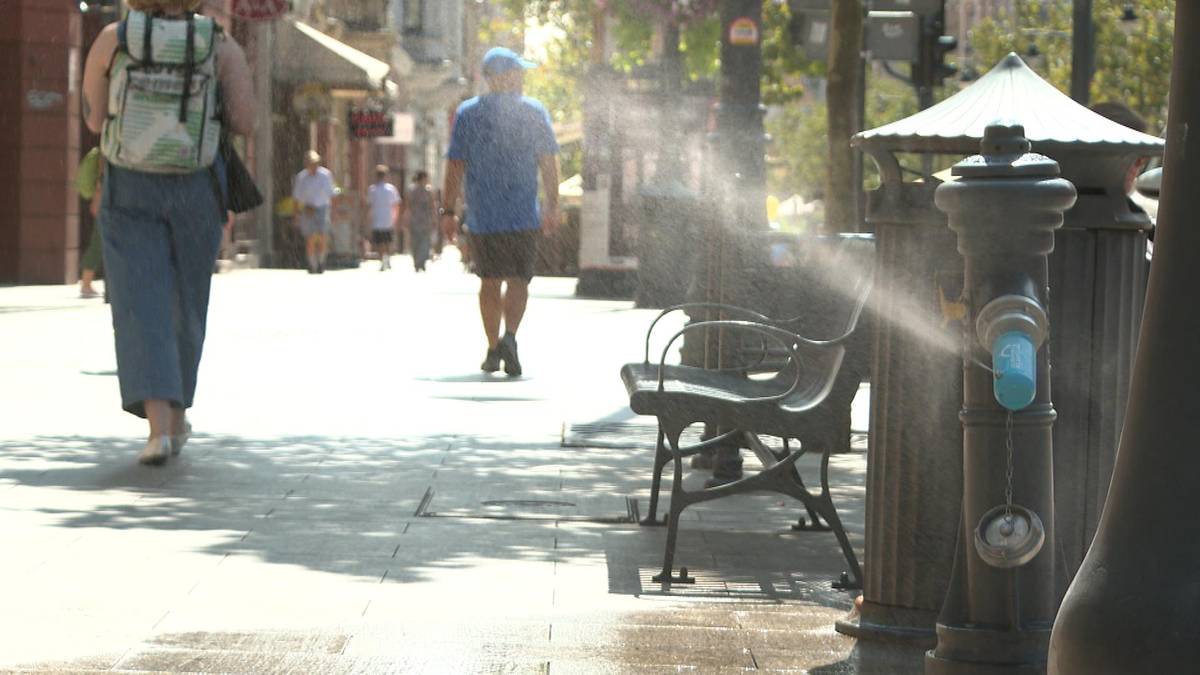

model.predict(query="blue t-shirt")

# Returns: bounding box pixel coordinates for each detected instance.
[447,94,559,235]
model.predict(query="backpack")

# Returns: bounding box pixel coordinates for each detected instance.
[101,11,221,174]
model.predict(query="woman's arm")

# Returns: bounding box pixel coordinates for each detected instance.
[217,35,257,137]
[81,24,119,135]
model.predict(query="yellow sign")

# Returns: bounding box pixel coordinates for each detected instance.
[729,17,760,46]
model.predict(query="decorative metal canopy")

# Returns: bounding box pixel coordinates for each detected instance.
[854,53,1165,156]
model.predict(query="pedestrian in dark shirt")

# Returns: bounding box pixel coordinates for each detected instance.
[402,171,438,272]
[440,47,560,377]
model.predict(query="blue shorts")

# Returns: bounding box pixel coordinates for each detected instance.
[298,205,331,237]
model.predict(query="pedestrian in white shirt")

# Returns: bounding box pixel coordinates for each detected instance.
[366,165,401,271]
[293,150,336,274]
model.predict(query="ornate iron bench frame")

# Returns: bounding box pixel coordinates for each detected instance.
[620,272,873,589]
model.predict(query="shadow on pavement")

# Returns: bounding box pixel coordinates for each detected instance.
[0,432,864,612]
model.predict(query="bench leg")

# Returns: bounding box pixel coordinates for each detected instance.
[762,436,862,591]
[640,425,670,527]
[780,440,832,532]
[791,504,831,532]
[652,421,695,585]
[815,449,863,591]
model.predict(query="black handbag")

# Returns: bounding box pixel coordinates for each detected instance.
[220,136,263,214]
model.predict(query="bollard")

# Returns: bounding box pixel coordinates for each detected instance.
[925,123,1076,674]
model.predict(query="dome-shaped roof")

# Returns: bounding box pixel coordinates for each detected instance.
[854,53,1165,155]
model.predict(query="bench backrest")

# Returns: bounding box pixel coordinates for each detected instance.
[742,235,875,412]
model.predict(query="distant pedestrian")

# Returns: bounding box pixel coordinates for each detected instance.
[440,47,560,376]
[366,165,400,271]
[82,0,256,465]
[76,147,105,299]
[293,150,336,274]
[403,170,438,272]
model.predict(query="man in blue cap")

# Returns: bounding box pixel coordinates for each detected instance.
[440,47,560,377]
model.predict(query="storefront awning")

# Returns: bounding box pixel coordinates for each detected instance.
[276,20,391,91]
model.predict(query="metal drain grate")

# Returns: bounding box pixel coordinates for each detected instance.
[415,487,639,524]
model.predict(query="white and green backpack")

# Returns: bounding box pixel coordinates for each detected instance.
[101,11,221,174]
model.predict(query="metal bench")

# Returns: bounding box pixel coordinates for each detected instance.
[620,244,873,589]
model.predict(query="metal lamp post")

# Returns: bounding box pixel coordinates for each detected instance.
[1069,0,1093,104]
[1049,2,1200,671]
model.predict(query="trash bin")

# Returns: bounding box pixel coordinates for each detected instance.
[635,180,701,308]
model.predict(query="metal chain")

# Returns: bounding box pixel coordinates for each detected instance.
[1004,410,1015,519]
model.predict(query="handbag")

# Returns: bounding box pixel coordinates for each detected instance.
[220,136,263,214]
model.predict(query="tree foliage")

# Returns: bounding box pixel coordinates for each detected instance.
[968,0,1174,132]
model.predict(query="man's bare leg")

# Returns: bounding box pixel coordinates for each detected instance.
[316,234,329,270]
[480,278,503,349]
[502,278,529,336]
[305,235,319,272]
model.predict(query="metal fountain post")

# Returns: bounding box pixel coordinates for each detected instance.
[926,123,1076,674]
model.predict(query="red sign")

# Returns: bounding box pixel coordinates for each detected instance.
[349,108,394,139]
[230,0,288,21]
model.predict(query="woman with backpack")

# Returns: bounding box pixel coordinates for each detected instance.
[82,0,256,465]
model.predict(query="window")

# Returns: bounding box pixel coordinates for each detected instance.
[403,0,425,34]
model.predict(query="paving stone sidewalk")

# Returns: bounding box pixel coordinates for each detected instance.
[0,257,924,673]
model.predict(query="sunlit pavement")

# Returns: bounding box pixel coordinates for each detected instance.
[0,250,921,674]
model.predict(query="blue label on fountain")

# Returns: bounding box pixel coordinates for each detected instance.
[992,330,1036,411]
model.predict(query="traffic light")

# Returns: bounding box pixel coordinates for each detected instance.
[916,6,957,89]
[787,0,832,61]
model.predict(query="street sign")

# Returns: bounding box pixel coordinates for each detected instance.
[870,0,942,14]
[230,0,288,21]
[866,10,921,61]
[376,113,416,145]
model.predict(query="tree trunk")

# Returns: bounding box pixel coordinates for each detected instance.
[825,0,863,234]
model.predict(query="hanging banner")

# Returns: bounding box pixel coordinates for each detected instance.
[230,0,288,21]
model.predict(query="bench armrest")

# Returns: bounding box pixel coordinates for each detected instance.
[658,320,808,403]
[643,302,772,364]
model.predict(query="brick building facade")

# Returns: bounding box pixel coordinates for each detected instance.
[0,2,84,284]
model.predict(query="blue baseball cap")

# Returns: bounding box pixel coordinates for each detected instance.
[482,47,537,76]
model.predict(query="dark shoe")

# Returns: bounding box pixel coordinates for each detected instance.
[704,450,743,488]
[703,471,744,489]
[481,347,501,373]
[498,333,521,376]
[690,450,715,470]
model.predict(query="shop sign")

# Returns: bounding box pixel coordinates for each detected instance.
[349,107,394,139]
[230,0,288,21]
[729,17,760,46]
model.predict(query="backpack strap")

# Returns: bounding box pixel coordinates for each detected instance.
[142,13,154,66]
[116,20,127,54]
[178,13,195,123]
